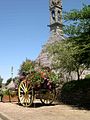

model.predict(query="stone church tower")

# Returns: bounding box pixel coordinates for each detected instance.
[36,0,64,68]
[49,0,63,35]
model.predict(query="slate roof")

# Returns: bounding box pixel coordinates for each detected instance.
[36,33,65,68]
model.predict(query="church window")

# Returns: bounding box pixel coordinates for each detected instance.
[52,10,55,20]
[58,10,60,21]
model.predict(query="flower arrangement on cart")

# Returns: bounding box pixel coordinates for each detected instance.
[18,59,58,107]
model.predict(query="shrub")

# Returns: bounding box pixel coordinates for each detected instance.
[59,79,90,106]
[85,74,90,79]
[2,89,9,96]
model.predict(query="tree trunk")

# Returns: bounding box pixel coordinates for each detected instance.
[77,69,80,80]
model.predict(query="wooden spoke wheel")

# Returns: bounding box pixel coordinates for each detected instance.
[40,89,56,105]
[18,80,33,107]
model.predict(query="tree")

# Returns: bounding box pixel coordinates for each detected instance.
[19,59,35,75]
[63,5,90,61]
[0,76,3,88]
[46,5,90,80]
[63,5,90,80]
[47,40,79,80]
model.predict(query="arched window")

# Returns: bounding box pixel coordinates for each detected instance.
[58,10,60,21]
[52,10,55,20]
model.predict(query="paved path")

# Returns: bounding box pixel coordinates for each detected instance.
[0,101,90,120]
[0,112,10,120]
[0,118,3,120]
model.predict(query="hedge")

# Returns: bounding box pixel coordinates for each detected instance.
[60,78,90,106]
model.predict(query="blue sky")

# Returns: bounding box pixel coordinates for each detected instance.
[0,0,89,82]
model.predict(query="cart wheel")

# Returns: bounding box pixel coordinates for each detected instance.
[18,80,33,107]
[40,89,56,105]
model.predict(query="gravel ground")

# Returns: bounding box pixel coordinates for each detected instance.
[0,101,90,120]
[0,118,3,120]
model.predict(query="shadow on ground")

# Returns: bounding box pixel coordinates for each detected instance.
[59,102,90,111]
[72,104,90,111]
[17,102,57,108]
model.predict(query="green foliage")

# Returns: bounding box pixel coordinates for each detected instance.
[61,79,90,93]
[27,67,58,86]
[47,39,85,80]
[61,81,76,92]
[63,5,90,20]
[63,5,90,62]
[0,76,3,88]
[48,71,59,84]
[19,59,58,87]
[85,74,90,79]
[2,89,9,96]
[46,4,90,80]
[19,59,35,75]
[60,79,90,105]
[63,5,90,79]
[27,71,43,85]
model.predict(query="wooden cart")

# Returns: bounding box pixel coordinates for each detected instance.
[18,69,56,107]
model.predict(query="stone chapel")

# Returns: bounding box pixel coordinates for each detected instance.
[36,0,64,68]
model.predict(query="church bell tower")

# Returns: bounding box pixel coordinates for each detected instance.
[49,0,63,35]
[36,0,64,67]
